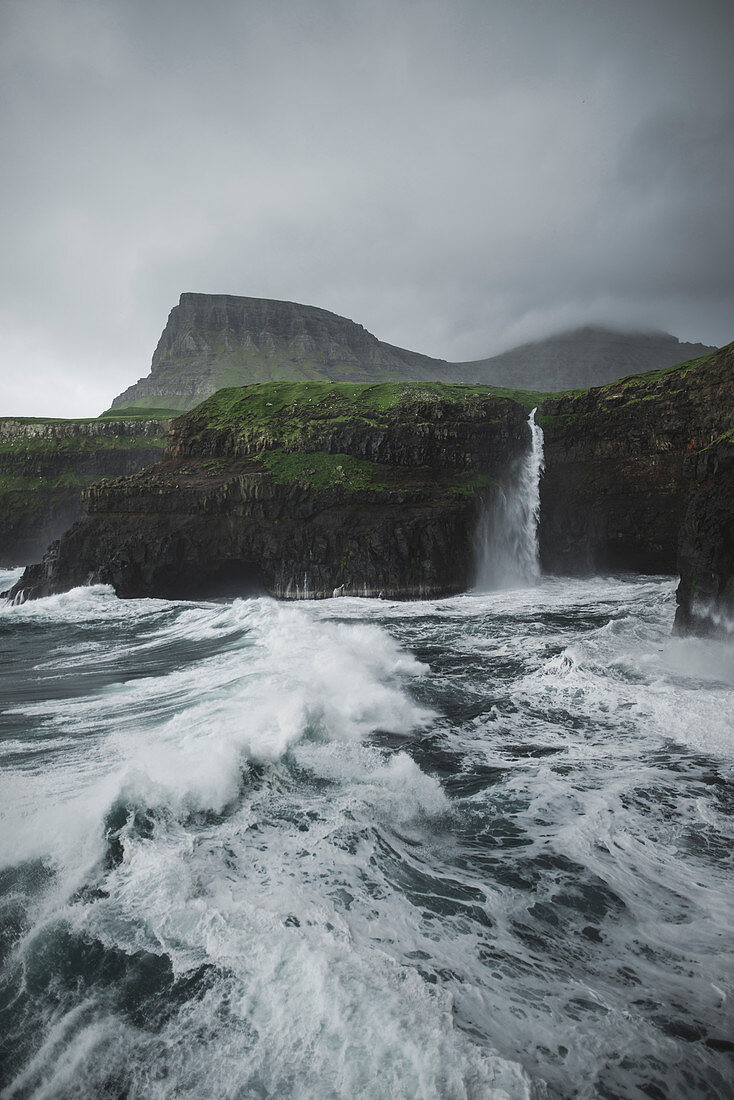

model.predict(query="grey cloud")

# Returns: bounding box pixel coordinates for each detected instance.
[0,0,732,415]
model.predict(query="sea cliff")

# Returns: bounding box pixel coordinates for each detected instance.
[7,344,733,633]
[12,383,530,601]
[538,343,733,571]
[0,416,172,565]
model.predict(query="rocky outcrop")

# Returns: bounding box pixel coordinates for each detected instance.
[11,384,529,601]
[0,417,171,565]
[110,294,449,412]
[537,341,734,591]
[457,326,714,393]
[674,436,734,634]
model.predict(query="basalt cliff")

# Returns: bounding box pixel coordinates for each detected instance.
[110,294,449,412]
[8,343,733,633]
[537,341,734,632]
[0,416,171,566]
[13,384,530,601]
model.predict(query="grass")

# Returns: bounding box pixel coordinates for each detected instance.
[259,447,494,499]
[0,434,169,459]
[1,411,176,425]
[98,407,181,420]
[182,380,551,437]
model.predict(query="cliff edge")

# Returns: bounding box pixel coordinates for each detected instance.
[537,341,734,633]
[15,383,529,601]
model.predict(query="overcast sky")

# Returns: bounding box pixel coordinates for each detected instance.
[1,0,732,416]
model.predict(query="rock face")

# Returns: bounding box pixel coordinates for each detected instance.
[675,436,734,634]
[12,383,529,601]
[457,326,715,392]
[9,346,732,627]
[537,343,734,598]
[0,417,171,566]
[110,294,449,412]
[109,294,715,413]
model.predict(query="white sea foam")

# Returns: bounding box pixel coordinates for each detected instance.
[0,565,24,592]
[1,598,432,871]
[3,575,733,1099]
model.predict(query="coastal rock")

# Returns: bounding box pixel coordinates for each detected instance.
[674,437,734,634]
[11,384,529,601]
[0,417,171,566]
[537,342,734,577]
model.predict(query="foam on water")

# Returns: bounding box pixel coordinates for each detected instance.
[1,577,733,1098]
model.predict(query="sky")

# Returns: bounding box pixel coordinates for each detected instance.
[1,0,732,417]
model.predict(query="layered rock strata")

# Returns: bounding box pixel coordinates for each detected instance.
[537,343,734,580]
[11,384,529,601]
[111,294,449,412]
[674,435,734,634]
[0,417,171,566]
[9,346,733,628]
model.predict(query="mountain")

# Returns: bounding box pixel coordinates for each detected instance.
[452,326,715,391]
[110,293,449,412]
[108,294,716,413]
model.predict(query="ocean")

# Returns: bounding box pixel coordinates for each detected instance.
[1,566,732,1099]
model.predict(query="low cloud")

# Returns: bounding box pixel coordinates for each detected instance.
[1,0,732,415]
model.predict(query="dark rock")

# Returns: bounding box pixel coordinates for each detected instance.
[10,384,529,602]
[0,417,171,566]
[674,438,734,634]
[537,342,734,584]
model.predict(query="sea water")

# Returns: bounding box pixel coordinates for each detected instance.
[1,564,733,1099]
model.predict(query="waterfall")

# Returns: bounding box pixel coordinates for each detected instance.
[475,407,545,590]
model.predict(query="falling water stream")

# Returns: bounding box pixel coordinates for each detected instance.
[475,407,545,590]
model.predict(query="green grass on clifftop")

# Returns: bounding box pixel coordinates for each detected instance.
[98,407,184,420]
[183,380,547,435]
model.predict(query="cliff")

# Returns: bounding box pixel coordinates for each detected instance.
[110,294,449,412]
[0,417,172,565]
[675,433,734,634]
[12,383,530,601]
[9,346,732,627]
[456,326,714,392]
[108,294,715,414]
[537,342,734,630]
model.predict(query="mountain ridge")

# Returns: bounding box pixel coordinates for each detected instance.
[454,324,714,391]
[109,293,716,412]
